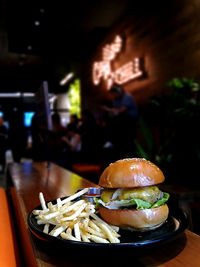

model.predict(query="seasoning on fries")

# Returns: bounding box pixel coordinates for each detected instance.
[32,188,120,243]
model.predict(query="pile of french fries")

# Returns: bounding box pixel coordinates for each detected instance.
[32,188,120,243]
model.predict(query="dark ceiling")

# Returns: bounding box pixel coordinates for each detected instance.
[0,0,178,93]
[0,0,130,93]
[7,0,128,57]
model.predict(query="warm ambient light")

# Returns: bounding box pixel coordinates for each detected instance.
[102,35,122,61]
[60,73,74,86]
[114,59,142,84]
[93,35,143,89]
[27,45,32,50]
[34,21,40,26]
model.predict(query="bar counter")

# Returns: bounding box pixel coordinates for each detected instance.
[8,162,200,267]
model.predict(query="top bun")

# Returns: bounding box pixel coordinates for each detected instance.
[99,158,165,188]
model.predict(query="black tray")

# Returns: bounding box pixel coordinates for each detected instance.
[28,196,189,249]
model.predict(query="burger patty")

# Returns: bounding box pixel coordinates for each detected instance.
[101,186,163,204]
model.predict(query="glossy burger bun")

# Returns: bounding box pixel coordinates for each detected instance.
[99,204,169,230]
[98,158,168,230]
[99,158,165,188]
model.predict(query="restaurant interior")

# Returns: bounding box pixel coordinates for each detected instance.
[1,0,200,266]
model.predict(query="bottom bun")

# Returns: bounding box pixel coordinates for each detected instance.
[99,204,169,230]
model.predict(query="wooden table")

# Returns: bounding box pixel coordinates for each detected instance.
[8,162,200,267]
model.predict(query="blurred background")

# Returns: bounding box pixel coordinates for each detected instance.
[1,0,200,197]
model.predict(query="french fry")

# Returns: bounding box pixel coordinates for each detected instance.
[42,211,60,220]
[43,223,49,234]
[42,200,84,221]
[39,192,47,210]
[85,204,95,215]
[33,189,121,243]
[57,198,62,209]
[80,218,89,229]
[60,200,85,214]
[61,232,79,242]
[78,212,89,217]
[74,222,81,241]
[60,203,87,221]
[109,225,120,232]
[88,235,109,243]
[66,227,72,235]
[61,188,89,205]
[33,208,49,215]
[90,213,120,238]
[88,220,101,233]
[80,229,90,242]
[47,202,55,211]
[49,225,67,237]
[83,225,105,238]
[37,218,58,225]
[96,222,120,243]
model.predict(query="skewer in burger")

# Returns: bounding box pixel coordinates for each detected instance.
[97,158,169,231]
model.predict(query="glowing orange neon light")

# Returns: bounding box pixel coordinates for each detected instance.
[93,35,143,89]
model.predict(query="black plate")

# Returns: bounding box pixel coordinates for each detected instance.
[27,198,189,249]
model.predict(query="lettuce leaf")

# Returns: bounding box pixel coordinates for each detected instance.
[130,198,152,209]
[95,192,170,210]
[151,192,170,208]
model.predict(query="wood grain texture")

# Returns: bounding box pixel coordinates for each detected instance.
[8,162,200,267]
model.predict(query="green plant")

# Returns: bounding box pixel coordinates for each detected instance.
[134,117,154,160]
[134,78,200,185]
[68,79,81,118]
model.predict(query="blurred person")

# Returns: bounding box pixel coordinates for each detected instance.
[8,111,27,163]
[30,113,46,162]
[79,110,102,163]
[0,117,8,173]
[62,124,82,163]
[51,113,66,136]
[67,114,80,131]
[101,83,138,157]
[63,125,82,152]
[48,113,71,169]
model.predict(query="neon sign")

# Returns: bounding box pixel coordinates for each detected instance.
[93,35,143,89]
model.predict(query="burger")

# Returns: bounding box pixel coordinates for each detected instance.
[97,158,169,231]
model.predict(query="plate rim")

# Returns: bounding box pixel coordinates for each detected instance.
[27,198,189,248]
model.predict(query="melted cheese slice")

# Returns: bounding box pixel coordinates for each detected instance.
[101,186,161,204]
